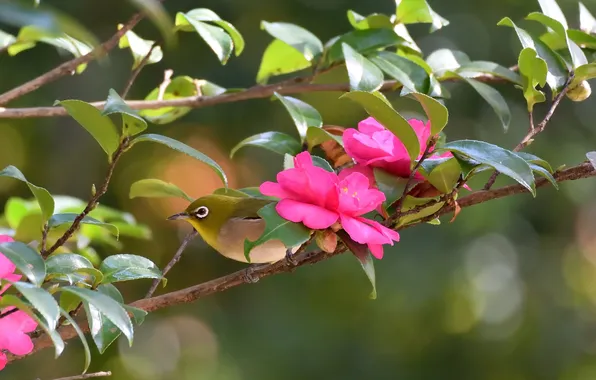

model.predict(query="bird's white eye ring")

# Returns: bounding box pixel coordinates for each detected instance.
[194,206,209,219]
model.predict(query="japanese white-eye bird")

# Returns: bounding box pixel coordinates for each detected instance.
[167,194,296,264]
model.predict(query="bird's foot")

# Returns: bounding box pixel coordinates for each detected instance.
[285,249,298,267]
[242,265,260,284]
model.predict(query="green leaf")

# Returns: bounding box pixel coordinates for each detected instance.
[131,134,228,187]
[230,132,302,158]
[347,11,393,30]
[422,157,461,193]
[99,254,162,284]
[182,9,244,55]
[342,43,384,92]
[46,253,94,284]
[373,168,409,209]
[261,21,323,61]
[127,0,174,46]
[123,305,148,325]
[426,48,470,76]
[579,2,596,34]
[13,281,59,330]
[110,222,152,240]
[57,100,120,157]
[61,286,134,347]
[243,203,311,263]
[455,61,522,85]
[368,51,429,93]
[498,17,568,92]
[326,29,404,65]
[526,12,587,69]
[48,213,119,237]
[0,241,45,286]
[129,178,193,202]
[305,127,343,150]
[79,284,123,353]
[118,26,163,69]
[518,47,548,112]
[213,188,251,198]
[515,151,558,189]
[396,195,445,227]
[0,165,54,225]
[441,140,535,195]
[455,76,511,132]
[311,156,334,172]
[256,39,311,84]
[567,29,596,50]
[60,307,91,374]
[273,93,323,141]
[337,230,377,299]
[102,89,147,136]
[340,91,420,161]
[175,12,233,64]
[537,0,568,29]
[0,294,64,358]
[587,151,596,170]
[409,92,448,135]
[396,0,449,31]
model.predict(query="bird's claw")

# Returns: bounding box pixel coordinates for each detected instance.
[285,249,298,267]
[243,265,260,284]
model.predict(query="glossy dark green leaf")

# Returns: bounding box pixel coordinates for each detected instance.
[79,284,122,353]
[244,203,311,262]
[572,63,596,87]
[579,2,596,33]
[46,253,94,284]
[60,307,91,374]
[326,29,404,65]
[261,21,323,61]
[368,51,429,93]
[441,140,535,195]
[396,195,445,228]
[62,286,133,347]
[423,158,461,193]
[456,61,522,85]
[127,0,174,45]
[57,100,120,157]
[340,91,419,160]
[537,0,568,29]
[256,39,311,84]
[456,76,511,131]
[527,12,587,69]
[567,29,596,49]
[409,92,448,135]
[175,12,232,64]
[48,213,119,237]
[129,178,193,202]
[518,47,548,111]
[347,11,393,30]
[306,127,343,150]
[182,9,244,55]
[311,156,334,172]
[131,134,228,187]
[123,305,148,325]
[498,17,568,92]
[342,43,383,92]
[0,241,45,286]
[426,48,470,76]
[231,132,301,158]
[118,26,163,69]
[373,168,409,209]
[0,294,64,357]
[99,254,162,284]
[213,188,250,198]
[0,165,54,225]
[337,230,377,299]
[396,0,449,31]
[102,89,147,136]
[515,152,558,189]
[273,93,322,141]
[13,281,59,330]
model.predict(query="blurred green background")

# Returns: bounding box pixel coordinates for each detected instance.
[2,0,596,379]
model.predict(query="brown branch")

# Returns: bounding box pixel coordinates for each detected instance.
[145,230,198,298]
[0,12,146,106]
[42,371,112,380]
[484,73,575,190]
[43,139,129,256]
[8,161,594,364]
[0,73,510,119]
[121,42,159,99]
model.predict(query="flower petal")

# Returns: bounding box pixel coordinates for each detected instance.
[0,352,6,371]
[276,199,339,230]
[338,173,386,216]
[368,244,384,259]
[0,253,16,280]
[340,215,396,245]
[3,331,34,355]
[259,181,292,199]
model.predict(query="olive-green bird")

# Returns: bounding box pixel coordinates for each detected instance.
[167,194,296,264]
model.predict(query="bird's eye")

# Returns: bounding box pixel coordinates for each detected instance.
[193,206,209,219]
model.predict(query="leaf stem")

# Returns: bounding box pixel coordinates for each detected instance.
[121,41,160,99]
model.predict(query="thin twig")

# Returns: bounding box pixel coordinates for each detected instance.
[0,73,511,119]
[0,10,147,106]
[157,69,173,101]
[40,223,49,253]
[121,42,159,99]
[43,138,129,256]
[44,371,112,380]
[9,161,595,364]
[145,230,198,298]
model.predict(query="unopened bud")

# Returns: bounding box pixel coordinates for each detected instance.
[566,80,592,102]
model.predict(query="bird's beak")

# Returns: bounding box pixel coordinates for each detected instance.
[167,212,189,221]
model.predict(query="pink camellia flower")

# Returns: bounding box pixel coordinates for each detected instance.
[0,235,37,370]
[260,152,399,259]
[343,117,451,180]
